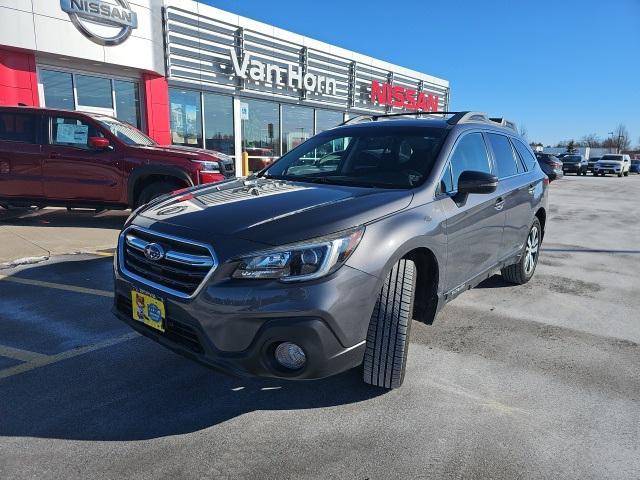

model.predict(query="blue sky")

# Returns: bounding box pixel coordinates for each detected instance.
[201,0,640,147]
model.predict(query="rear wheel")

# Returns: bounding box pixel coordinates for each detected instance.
[501,218,541,285]
[135,182,180,207]
[363,258,416,389]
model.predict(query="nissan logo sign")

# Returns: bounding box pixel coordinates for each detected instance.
[60,0,138,46]
[144,243,165,262]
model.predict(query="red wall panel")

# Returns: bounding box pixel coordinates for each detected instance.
[143,73,171,145]
[0,48,39,107]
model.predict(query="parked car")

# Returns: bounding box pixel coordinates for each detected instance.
[0,106,235,210]
[244,147,277,173]
[629,160,640,174]
[561,154,588,175]
[587,156,601,172]
[113,111,548,390]
[593,154,631,177]
[535,152,563,181]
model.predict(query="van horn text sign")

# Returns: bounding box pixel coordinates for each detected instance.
[229,49,337,96]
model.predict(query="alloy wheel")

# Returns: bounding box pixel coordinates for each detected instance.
[524,226,539,275]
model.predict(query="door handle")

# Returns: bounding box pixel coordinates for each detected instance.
[494,197,505,211]
[49,152,62,159]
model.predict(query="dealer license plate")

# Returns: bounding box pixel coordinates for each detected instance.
[131,289,166,332]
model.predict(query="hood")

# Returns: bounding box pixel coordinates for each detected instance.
[136,145,234,164]
[137,178,413,246]
[596,158,623,164]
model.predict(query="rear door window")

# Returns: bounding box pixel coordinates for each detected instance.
[512,139,537,171]
[0,112,38,144]
[487,133,519,178]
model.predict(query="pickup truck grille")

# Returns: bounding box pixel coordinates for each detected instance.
[119,226,217,298]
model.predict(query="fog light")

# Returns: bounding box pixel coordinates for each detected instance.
[274,342,306,370]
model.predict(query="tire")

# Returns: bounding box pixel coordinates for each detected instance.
[618,172,622,177]
[623,171,628,177]
[135,182,180,207]
[363,258,416,389]
[501,218,542,285]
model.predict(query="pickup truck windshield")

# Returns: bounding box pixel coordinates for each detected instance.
[601,155,623,160]
[93,116,156,147]
[262,126,447,189]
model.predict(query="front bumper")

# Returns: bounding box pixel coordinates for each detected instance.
[562,164,582,173]
[113,263,378,380]
[594,166,621,174]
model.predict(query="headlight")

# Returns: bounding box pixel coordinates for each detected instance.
[231,227,365,282]
[192,159,220,172]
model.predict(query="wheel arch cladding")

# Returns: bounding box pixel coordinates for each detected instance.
[403,247,439,325]
[535,207,546,240]
[129,168,192,206]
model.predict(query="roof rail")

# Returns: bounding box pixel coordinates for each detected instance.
[338,111,519,131]
[339,111,457,126]
[489,117,517,132]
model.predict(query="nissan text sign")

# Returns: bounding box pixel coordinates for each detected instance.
[370,80,439,112]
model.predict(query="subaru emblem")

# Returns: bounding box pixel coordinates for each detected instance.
[144,243,165,262]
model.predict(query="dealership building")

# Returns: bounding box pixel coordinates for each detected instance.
[0,0,450,173]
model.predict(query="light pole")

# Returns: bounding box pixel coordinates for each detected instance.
[608,132,615,153]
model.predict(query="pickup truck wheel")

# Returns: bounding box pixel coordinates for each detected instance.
[501,217,541,285]
[363,258,416,389]
[617,172,623,177]
[623,171,629,177]
[136,182,178,207]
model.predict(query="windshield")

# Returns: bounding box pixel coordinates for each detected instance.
[601,155,623,161]
[93,116,156,146]
[261,126,448,189]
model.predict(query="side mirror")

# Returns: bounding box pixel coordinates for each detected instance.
[89,137,110,150]
[457,170,498,195]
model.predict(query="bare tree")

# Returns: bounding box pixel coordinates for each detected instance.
[580,133,601,148]
[613,124,630,152]
[519,125,528,140]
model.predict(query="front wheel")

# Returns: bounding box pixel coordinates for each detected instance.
[135,182,180,208]
[618,172,623,177]
[623,171,629,177]
[501,218,542,285]
[363,258,416,389]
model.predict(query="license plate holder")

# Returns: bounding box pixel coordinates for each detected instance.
[131,289,166,332]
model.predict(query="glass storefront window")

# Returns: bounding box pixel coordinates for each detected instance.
[282,105,313,155]
[241,99,280,172]
[40,70,74,110]
[315,109,343,134]
[76,75,113,109]
[169,88,203,147]
[203,93,234,155]
[114,80,141,129]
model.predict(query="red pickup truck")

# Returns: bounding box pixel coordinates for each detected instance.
[0,106,235,210]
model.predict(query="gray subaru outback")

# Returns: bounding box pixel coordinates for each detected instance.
[113,112,548,389]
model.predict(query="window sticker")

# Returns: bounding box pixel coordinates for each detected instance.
[56,123,89,144]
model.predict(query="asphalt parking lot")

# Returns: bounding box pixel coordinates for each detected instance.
[1,175,639,479]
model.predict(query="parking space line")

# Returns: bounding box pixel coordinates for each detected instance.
[0,332,139,380]
[0,275,114,298]
[0,345,48,362]
[92,251,115,257]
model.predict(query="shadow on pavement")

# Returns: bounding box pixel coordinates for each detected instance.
[0,207,128,230]
[0,256,384,442]
[474,274,513,289]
